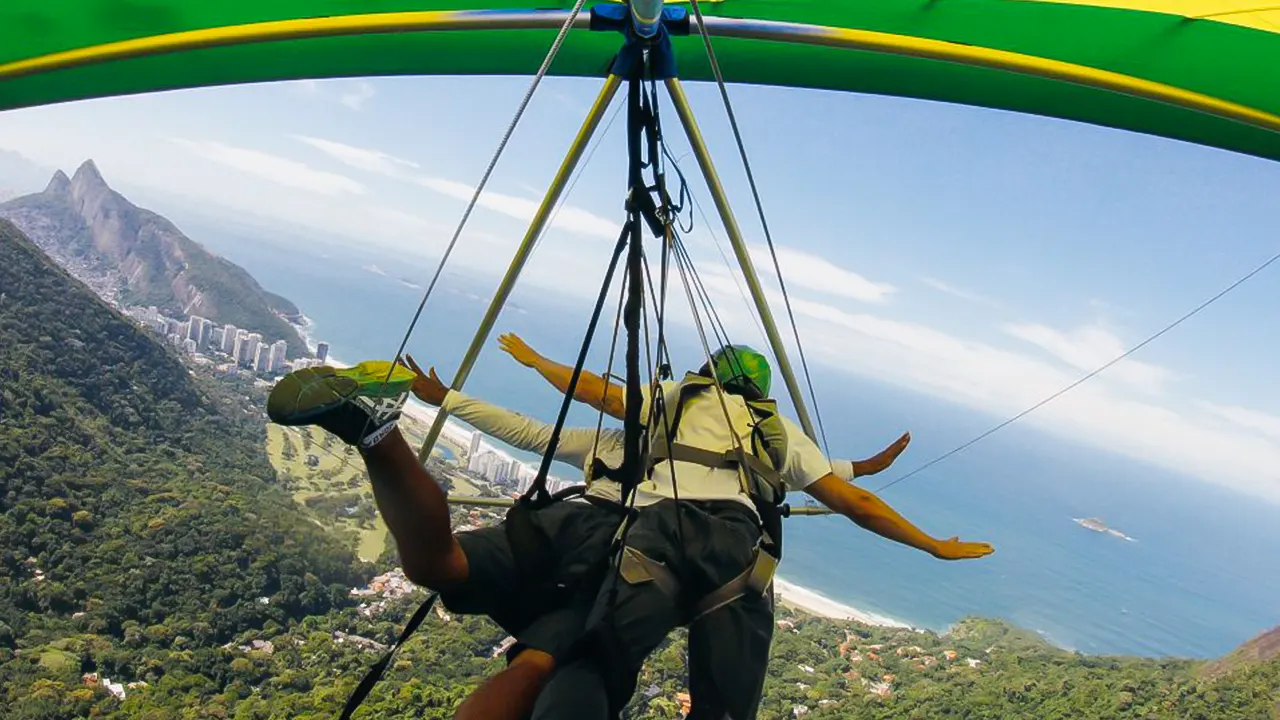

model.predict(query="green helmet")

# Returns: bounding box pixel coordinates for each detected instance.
[704,344,772,400]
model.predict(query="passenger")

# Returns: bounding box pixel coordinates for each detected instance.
[264,340,932,720]
[397,350,916,718]
[493,333,993,720]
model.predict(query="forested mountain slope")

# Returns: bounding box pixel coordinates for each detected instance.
[0,218,365,716]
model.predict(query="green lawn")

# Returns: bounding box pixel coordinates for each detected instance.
[266,422,479,562]
[450,476,479,496]
[356,516,389,562]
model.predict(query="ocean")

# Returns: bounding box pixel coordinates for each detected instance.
[167,207,1280,661]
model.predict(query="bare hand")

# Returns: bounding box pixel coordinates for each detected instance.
[498,332,541,368]
[857,431,911,477]
[400,354,449,406]
[932,537,994,561]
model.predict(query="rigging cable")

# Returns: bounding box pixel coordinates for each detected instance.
[663,141,769,346]
[670,230,756,491]
[524,223,632,504]
[656,134,734,350]
[587,265,631,482]
[534,96,627,256]
[367,0,591,414]
[686,0,831,456]
[875,247,1280,494]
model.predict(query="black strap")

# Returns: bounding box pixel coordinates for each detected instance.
[339,592,440,720]
[522,223,632,508]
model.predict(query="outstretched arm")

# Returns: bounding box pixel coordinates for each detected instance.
[804,474,993,560]
[401,354,600,468]
[498,333,626,420]
[830,432,911,479]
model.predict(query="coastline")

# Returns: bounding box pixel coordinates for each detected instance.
[774,577,913,629]
[292,317,912,631]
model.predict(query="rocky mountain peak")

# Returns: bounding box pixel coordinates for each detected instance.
[70,159,107,193]
[44,169,72,196]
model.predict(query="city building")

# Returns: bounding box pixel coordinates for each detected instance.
[471,450,500,479]
[499,458,526,485]
[494,458,513,484]
[231,330,250,364]
[268,340,288,372]
[235,332,263,367]
[185,315,208,346]
[467,432,482,468]
[220,324,239,354]
[316,341,330,364]
[182,338,198,355]
[253,344,271,372]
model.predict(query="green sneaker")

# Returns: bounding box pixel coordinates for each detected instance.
[267,361,416,447]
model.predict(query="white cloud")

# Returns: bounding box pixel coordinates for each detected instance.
[752,245,896,304]
[1003,321,1173,395]
[293,135,419,176]
[1199,403,1280,442]
[295,135,618,239]
[921,276,1001,308]
[286,79,321,97]
[339,82,377,111]
[167,138,366,196]
[283,79,377,111]
[690,271,1280,504]
[414,174,618,240]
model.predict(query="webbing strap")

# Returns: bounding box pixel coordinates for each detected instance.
[524,223,631,506]
[691,548,777,622]
[615,542,777,625]
[649,442,785,498]
[339,592,440,720]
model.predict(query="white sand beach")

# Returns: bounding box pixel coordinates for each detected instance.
[774,577,912,629]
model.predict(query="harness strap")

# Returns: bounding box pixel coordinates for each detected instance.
[649,442,785,499]
[616,542,778,625]
[691,547,777,622]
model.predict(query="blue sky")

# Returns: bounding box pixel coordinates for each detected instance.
[2,74,1280,504]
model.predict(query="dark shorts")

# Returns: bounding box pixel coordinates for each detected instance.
[687,588,774,720]
[531,499,770,720]
[439,499,624,659]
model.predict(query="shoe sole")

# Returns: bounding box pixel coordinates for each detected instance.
[267,360,416,426]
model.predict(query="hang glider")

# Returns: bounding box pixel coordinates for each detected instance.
[0,1,1278,161]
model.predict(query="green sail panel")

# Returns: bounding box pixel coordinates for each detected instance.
[0,0,1277,161]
